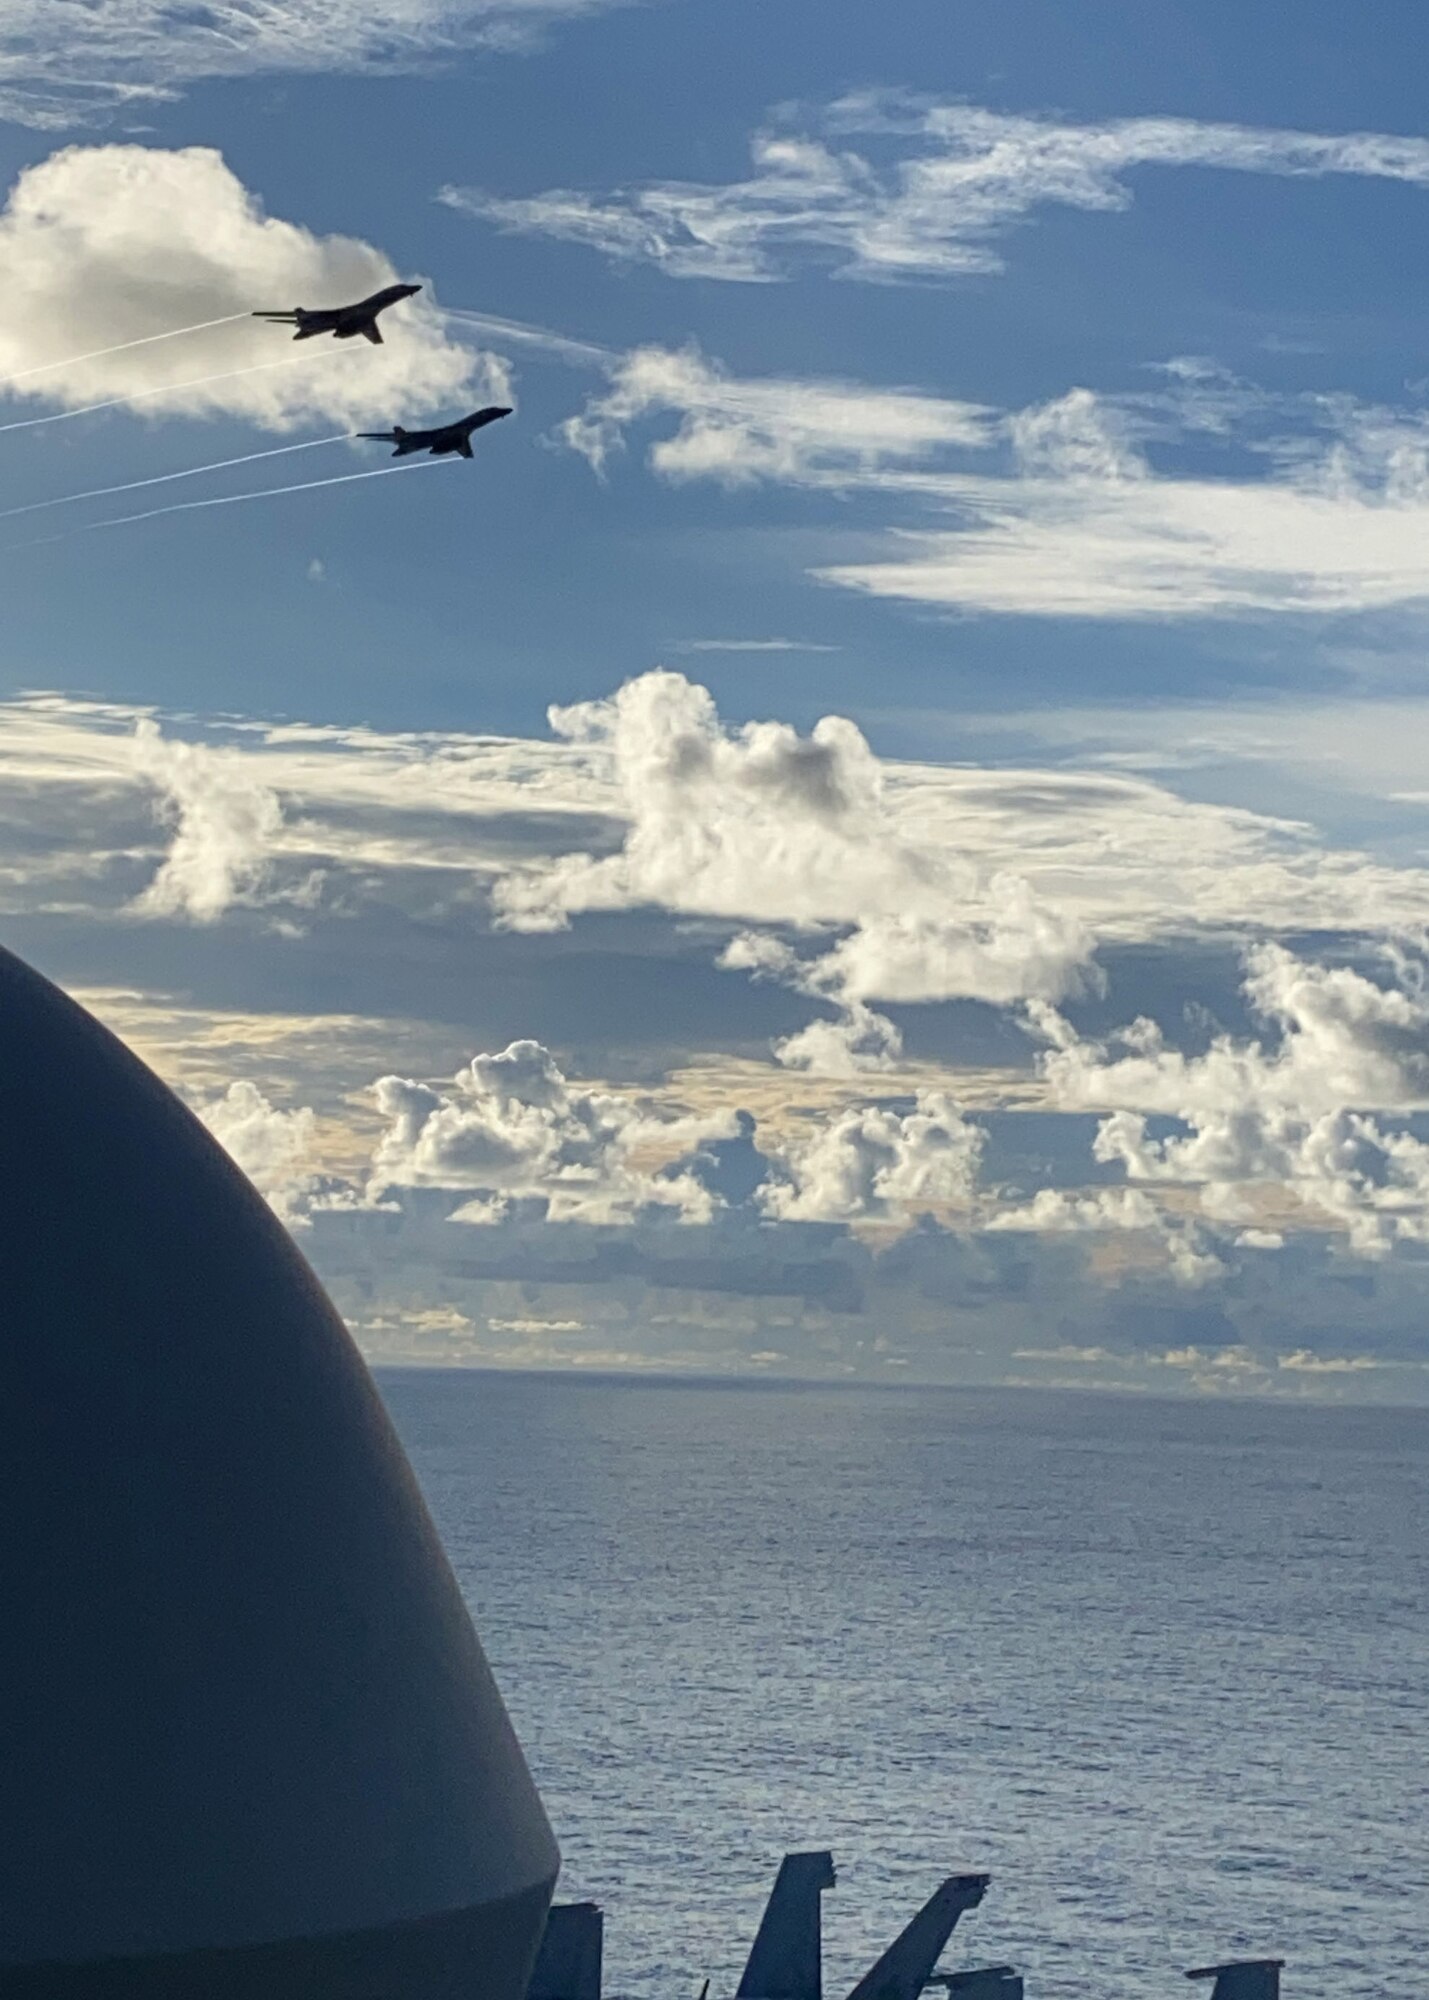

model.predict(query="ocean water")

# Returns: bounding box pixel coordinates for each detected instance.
[378,1371,1428,2000]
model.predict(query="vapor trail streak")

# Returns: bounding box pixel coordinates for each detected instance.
[0,352,339,435]
[2,314,253,385]
[6,459,451,548]
[442,305,614,368]
[0,435,352,523]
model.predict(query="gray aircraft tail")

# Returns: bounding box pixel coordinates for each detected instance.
[1187,1961,1284,2000]
[844,1875,991,2000]
[737,1851,838,2000]
[356,426,419,456]
[528,1902,604,2000]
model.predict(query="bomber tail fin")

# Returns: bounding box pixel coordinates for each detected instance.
[358,427,418,456]
[737,1851,836,2000]
[528,1903,604,2000]
[845,1876,990,2000]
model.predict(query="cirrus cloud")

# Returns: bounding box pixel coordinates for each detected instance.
[443,96,1429,284]
[0,0,628,131]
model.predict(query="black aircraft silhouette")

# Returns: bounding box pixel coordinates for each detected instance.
[358,406,513,459]
[251,283,421,345]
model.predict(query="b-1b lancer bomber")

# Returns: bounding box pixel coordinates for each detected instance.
[251,282,421,344]
[358,406,513,458]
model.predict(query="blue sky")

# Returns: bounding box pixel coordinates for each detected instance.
[3,0,1429,1397]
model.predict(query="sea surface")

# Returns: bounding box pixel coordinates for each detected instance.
[378,1371,1427,2000]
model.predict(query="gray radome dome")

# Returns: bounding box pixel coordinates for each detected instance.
[0,946,559,1995]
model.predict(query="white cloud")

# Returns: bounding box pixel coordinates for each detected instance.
[0,0,624,129]
[443,97,1429,283]
[672,638,841,655]
[563,342,1429,623]
[818,412,1429,620]
[986,1185,1223,1287]
[797,892,1097,1008]
[492,671,1096,1027]
[772,1004,904,1078]
[0,146,496,430]
[759,1090,985,1222]
[1046,943,1429,1118]
[1276,1348,1384,1375]
[3,682,1429,954]
[131,717,284,922]
[561,341,990,482]
[1036,943,1429,1253]
[191,1077,318,1225]
[1008,387,1146,482]
[369,1039,735,1223]
[1,690,1426,1394]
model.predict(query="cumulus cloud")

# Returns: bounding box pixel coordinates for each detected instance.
[443,98,1429,283]
[1036,942,1429,1253]
[490,672,1097,1072]
[759,1091,986,1223]
[772,1004,905,1078]
[0,0,624,130]
[131,717,285,922]
[369,1038,737,1223]
[986,1185,1223,1288]
[2,683,1428,951]
[191,1078,319,1224]
[0,147,496,430]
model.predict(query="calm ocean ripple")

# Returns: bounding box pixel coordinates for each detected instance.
[379,1372,1428,2000]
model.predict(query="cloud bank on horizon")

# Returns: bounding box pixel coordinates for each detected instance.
[0,676,1427,1399]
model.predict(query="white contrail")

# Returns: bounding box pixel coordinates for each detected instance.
[6,458,452,548]
[0,351,341,435]
[2,313,253,386]
[0,434,352,523]
[441,305,614,368]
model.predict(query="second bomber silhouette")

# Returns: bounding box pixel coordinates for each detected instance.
[358,406,512,459]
